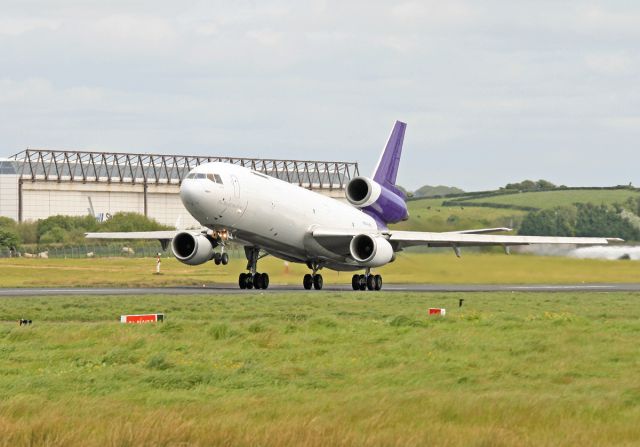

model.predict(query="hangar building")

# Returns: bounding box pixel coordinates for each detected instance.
[0,149,359,227]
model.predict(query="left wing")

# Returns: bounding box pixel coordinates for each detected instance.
[311,227,622,257]
[388,230,622,249]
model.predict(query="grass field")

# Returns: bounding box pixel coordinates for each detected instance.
[1,291,640,446]
[391,198,525,233]
[0,252,639,288]
[458,189,640,210]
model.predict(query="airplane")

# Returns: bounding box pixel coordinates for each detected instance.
[86,121,622,291]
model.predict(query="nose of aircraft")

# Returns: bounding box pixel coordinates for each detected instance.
[179,174,206,216]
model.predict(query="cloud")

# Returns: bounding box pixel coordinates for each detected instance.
[0,1,639,190]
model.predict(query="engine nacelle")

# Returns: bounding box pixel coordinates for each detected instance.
[171,232,216,266]
[345,176,408,224]
[349,234,395,267]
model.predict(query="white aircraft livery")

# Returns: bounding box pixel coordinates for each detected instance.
[87,121,621,291]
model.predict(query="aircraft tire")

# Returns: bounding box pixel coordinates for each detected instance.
[374,275,382,291]
[366,275,376,290]
[254,273,264,289]
[358,275,367,291]
[261,273,269,289]
[246,275,254,289]
[351,274,360,290]
[313,274,323,290]
[221,253,229,265]
[239,273,247,289]
[303,274,313,290]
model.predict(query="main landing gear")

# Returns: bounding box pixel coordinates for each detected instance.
[213,252,229,265]
[239,246,270,290]
[352,269,382,291]
[303,261,323,290]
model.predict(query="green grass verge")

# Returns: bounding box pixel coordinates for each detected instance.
[0,253,639,288]
[1,292,639,446]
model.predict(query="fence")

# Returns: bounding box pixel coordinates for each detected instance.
[0,242,245,259]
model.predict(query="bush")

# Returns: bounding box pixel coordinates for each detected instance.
[100,212,170,232]
[0,228,20,249]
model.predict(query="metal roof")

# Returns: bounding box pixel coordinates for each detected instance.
[9,149,359,190]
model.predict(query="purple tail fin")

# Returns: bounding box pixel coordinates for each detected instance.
[373,121,406,198]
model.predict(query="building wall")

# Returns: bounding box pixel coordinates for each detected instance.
[21,182,200,228]
[0,174,19,221]
[18,181,348,227]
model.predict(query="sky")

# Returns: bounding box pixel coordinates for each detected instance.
[0,1,639,191]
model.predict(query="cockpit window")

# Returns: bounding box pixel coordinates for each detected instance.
[186,173,195,179]
[214,174,223,184]
[196,173,206,179]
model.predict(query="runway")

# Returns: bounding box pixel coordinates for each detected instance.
[2,283,640,296]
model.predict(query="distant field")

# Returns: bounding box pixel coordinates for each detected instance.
[1,291,639,446]
[457,189,640,210]
[391,198,526,232]
[0,252,638,288]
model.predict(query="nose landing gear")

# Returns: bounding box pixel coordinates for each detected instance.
[352,269,382,291]
[238,246,270,290]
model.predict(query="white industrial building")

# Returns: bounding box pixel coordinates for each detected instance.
[0,150,359,227]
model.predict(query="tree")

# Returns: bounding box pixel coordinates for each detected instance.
[0,228,20,249]
[575,203,640,241]
[100,212,171,232]
[519,207,576,236]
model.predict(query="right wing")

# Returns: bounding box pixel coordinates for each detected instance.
[85,231,180,240]
[85,230,200,251]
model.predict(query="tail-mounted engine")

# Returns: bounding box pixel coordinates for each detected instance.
[349,234,394,267]
[346,176,408,224]
[171,232,217,266]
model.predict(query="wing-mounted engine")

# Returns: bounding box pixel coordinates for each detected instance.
[171,232,217,266]
[346,176,408,224]
[349,234,395,267]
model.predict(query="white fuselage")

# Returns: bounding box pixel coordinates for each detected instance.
[180,162,379,270]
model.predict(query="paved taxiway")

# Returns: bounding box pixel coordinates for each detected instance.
[2,283,640,296]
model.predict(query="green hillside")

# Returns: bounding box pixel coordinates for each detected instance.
[394,188,640,233]
[457,189,640,210]
[391,197,526,233]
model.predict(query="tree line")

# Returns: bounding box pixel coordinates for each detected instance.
[519,198,640,241]
[0,213,170,249]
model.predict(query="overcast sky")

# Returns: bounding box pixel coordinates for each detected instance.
[1,1,639,190]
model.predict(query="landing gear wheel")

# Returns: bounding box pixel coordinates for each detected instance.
[246,274,254,289]
[261,273,269,289]
[221,253,229,265]
[374,274,382,291]
[352,274,360,290]
[366,275,376,290]
[254,273,264,289]
[358,274,367,291]
[239,273,247,289]
[214,253,222,265]
[303,274,313,290]
[313,274,323,290]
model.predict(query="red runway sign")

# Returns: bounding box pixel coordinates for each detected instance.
[120,313,164,324]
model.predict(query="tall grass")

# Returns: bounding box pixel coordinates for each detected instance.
[1,252,638,288]
[1,292,640,446]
